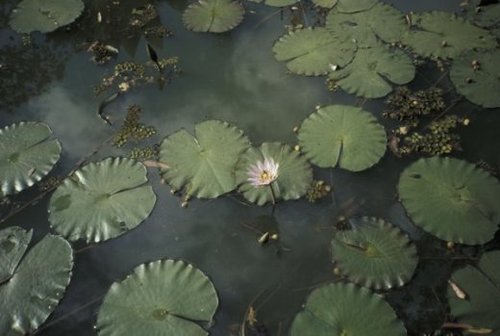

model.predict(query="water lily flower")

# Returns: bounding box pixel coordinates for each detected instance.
[247,157,279,186]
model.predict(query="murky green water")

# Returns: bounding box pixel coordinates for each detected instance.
[1,0,500,335]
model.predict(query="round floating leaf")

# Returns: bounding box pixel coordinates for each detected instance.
[247,0,297,7]
[0,227,32,283]
[96,259,218,336]
[159,120,250,199]
[450,49,500,108]
[182,0,244,33]
[0,233,73,335]
[272,27,356,76]
[298,105,387,172]
[448,251,500,335]
[331,217,418,290]
[326,2,407,47]
[398,157,500,245]
[312,0,337,9]
[290,283,406,336]
[329,44,415,98]
[49,157,156,243]
[335,0,377,13]
[9,0,84,34]
[235,142,313,206]
[0,121,61,197]
[402,11,496,59]
[474,3,500,28]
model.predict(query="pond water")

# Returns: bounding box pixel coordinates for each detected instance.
[1,0,500,335]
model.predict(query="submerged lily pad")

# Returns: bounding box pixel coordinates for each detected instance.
[298,105,386,172]
[0,230,73,335]
[96,259,218,336]
[331,217,418,290]
[450,49,500,108]
[398,157,500,245]
[334,0,377,13]
[235,142,312,206]
[182,0,244,33]
[49,157,156,243]
[159,120,250,199]
[272,27,356,76]
[0,227,32,283]
[448,251,500,335]
[329,44,415,98]
[290,282,406,336]
[9,0,84,34]
[0,121,61,197]
[402,11,496,59]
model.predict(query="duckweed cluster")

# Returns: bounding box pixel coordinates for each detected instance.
[306,180,331,203]
[144,26,172,38]
[113,105,156,148]
[87,42,118,65]
[384,86,445,121]
[128,146,158,161]
[37,176,63,192]
[129,4,158,27]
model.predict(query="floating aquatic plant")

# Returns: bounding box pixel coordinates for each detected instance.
[113,104,157,148]
[246,157,280,186]
[398,157,500,244]
[332,0,377,13]
[96,259,218,336]
[290,282,406,335]
[182,0,244,33]
[298,105,387,172]
[0,228,73,335]
[306,180,331,203]
[0,121,61,197]
[247,0,297,7]
[49,157,156,243]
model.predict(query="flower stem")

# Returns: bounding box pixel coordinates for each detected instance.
[269,182,277,213]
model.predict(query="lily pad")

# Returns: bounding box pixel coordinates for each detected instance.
[311,0,337,9]
[0,231,73,335]
[96,259,218,336]
[290,282,406,336]
[0,227,32,283]
[298,105,387,172]
[247,0,297,7]
[9,0,85,34]
[328,44,415,98]
[159,120,250,199]
[450,49,500,108]
[235,142,312,206]
[182,0,244,33]
[0,121,61,197]
[334,0,377,13]
[402,11,496,59]
[49,157,156,243]
[272,27,356,76]
[331,217,418,290]
[448,251,500,335]
[398,157,500,245]
[325,2,407,47]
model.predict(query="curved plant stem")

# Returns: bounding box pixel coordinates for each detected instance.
[269,182,277,214]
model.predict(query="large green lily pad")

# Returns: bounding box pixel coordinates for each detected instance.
[398,157,500,245]
[0,230,73,335]
[326,2,407,48]
[0,121,61,197]
[402,11,496,59]
[9,0,84,34]
[298,105,386,172]
[235,142,312,206]
[448,251,500,335]
[329,44,415,98]
[159,120,250,199]
[96,259,218,336]
[334,0,377,13]
[331,217,418,290]
[312,0,337,9]
[0,226,32,283]
[182,0,244,33]
[450,49,500,108]
[49,157,156,243]
[290,282,406,336]
[272,27,356,76]
[247,0,297,7]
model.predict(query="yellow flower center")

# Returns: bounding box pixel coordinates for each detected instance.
[260,170,270,181]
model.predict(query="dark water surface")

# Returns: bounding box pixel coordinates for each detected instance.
[1,0,500,335]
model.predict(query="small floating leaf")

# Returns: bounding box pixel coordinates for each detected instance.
[290,283,406,336]
[450,49,500,108]
[448,251,500,335]
[0,227,32,283]
[331,217,418,290]
[235,142,312,206]
[272,27,356,76]
[9,0,85,34]
[329,44,415,98]
[159,120,250,199]
[298,105,386,172]
[182,0,244,33]
[398,157,500,245]
[49,157,156,243]
[334,0,377,13]
[0,231,73,335]
[0,121,61,197]
[96,259,218,336]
